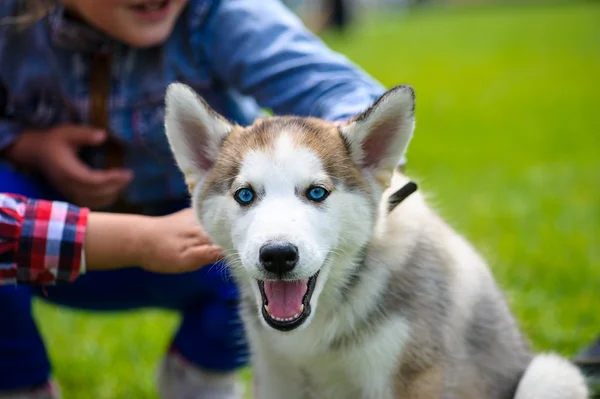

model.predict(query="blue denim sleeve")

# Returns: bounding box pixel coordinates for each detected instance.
[202,0,386,121]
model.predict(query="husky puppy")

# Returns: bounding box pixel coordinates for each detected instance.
[164,83,588,399]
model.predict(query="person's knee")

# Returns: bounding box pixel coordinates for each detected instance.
[174,290,249,371]
[0,287,51,392]
[196,268,245,348]
[201,297,244,344]
[0,286,36,331]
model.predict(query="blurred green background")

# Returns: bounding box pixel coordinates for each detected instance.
[34,0,599,397]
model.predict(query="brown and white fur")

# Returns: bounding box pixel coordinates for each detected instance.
[164,83,588,399]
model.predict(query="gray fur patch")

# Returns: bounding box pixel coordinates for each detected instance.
[338,247,369,303]
[465,288,532,399]
[329,234,450,353]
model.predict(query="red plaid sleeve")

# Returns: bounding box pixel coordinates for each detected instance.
[0,193,89,285]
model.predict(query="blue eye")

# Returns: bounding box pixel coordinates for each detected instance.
[234,188,255,205]
[306,186,329,202]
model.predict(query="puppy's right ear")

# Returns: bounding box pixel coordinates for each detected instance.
[340,85,415,188]
[164,83,233,189]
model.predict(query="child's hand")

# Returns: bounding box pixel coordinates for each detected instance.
[7,125,133,209]
[138,208,224,273]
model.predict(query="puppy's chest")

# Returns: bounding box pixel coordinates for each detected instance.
[255,317,410,398]
[270,347,395,398]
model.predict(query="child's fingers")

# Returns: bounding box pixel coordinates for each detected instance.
[185,236,214,248]
[67,169,133,208]
[63,154,130,187]
[79,168,134,188]
[182,245,224,270]
[61,126,106,146]
[184,227,213,243]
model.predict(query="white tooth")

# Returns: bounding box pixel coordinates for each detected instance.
[268,312,306,322]
[297,304,304,313]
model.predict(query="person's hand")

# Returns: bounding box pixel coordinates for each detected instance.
[6,125,133,209]
[137,208,224,273]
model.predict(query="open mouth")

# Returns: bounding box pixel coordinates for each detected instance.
[129,0,170,17]
[258,272,319,332]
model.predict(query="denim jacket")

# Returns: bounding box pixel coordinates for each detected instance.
[0,0,385,207]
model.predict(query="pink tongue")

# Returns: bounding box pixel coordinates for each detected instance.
[264,280,308,319]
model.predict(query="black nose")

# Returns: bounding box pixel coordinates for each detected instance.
[259,243,299,275]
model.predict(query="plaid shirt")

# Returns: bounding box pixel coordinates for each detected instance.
[0,0,385,209]
[0,193,88,285]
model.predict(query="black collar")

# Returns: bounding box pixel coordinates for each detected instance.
[388,181,418,213]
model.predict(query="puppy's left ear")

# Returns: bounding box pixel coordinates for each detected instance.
[340,85,415,186]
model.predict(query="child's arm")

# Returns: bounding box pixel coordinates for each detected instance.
[201,0,386,122]
[85,208,223,275]
[0,194,222,285]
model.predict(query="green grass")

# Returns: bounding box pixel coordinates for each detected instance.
[33,2,599,397]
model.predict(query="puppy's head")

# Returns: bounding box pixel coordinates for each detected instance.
[164,84,415,332]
